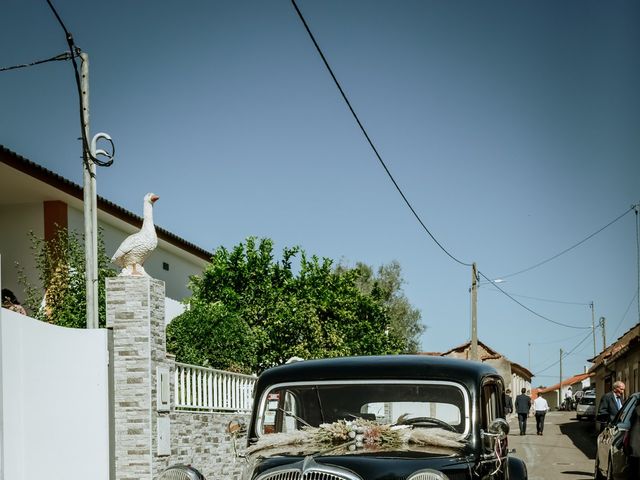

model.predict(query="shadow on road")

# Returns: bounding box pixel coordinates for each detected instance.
[559,470,594,480]
[559,414,598,460]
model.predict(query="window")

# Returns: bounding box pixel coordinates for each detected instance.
[257,380,470,437]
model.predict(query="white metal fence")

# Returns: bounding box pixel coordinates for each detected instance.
[174,362,257,413]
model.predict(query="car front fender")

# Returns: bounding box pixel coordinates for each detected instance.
[507,456,528,479]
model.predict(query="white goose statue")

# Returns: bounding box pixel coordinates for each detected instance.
[111,192,159,276]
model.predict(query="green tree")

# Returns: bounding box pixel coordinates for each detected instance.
[166,301,256,372]
[17,228,116,328]
[343,261,425,353]
[169,237,404,373]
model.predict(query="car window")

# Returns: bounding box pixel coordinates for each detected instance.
[580,396,596,405]
[258,380,470,436]
[615,396,639,430]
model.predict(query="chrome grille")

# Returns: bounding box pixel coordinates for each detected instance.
[304,472,352,480]
[256,466,361,480]
[257,470,300,480]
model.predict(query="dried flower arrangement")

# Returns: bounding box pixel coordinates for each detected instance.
[247,419,466,456]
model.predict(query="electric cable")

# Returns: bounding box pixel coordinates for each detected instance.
[498,206,635,280]
[44,0,113,169]
[0,52,74,72]
[477,271,590,330]
[291,0,471,268]
[484,290,590,306]
[532,330,593,376]
[610,290,639,339]
[529,333,586,346]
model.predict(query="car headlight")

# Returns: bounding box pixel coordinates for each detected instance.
[407,469,450,480]
[158,464,206,480]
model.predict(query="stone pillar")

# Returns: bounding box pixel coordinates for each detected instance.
[107,276,168,480]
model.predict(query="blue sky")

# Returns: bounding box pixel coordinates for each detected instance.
[1,0,639,385]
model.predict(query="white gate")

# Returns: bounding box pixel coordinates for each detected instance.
[0,308,110,480]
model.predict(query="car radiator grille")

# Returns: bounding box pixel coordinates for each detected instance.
[257,470,358,480]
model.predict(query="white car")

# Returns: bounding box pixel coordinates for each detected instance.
[576,392,596,420]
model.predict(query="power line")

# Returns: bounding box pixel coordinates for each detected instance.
[0,52,74,72]
[44,0,113,169]
[529,333,586,346]
[611,290,639,339]
[291,0,471,268]
[498,206,635,280]
[533,330,593,376]
[485,290,590,306]
[290,1,635,336]
[477,271,591,330]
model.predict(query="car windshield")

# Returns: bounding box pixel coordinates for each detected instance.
[257,380,469,437]
[580,397,596,405]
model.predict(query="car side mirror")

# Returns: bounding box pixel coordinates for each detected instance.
[480,418,509,456]
[488,418,510,438]
[227,419,248,460]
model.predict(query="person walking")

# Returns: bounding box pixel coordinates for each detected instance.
[504,389,513,417]
[533,394,549,435]
[597,381,625,423]
[515,388,531,435]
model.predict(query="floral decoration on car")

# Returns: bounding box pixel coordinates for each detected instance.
[247,418,466,456]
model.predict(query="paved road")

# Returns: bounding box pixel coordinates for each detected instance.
[507,411,598,480]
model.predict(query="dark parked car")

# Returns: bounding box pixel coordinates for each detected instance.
[595,392,640,479]
[240,355,527,480]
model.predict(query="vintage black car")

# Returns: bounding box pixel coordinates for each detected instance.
[240,355,528,480]
[595,392,640,480]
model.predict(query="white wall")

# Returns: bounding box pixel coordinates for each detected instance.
[0,308,110,480]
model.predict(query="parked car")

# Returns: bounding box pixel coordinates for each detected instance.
[576,391,596,421]
[595,392,640,479]
[239,355,528,480]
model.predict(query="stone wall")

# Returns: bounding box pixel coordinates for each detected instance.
[166,411,250,479]
[107,276,249,480]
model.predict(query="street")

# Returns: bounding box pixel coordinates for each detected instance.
[508,411,598,480]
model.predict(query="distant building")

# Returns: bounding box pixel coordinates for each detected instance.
[421,339,533,404]
[0,145,211,319]
[588,322,640,400]
[532,372,592,409]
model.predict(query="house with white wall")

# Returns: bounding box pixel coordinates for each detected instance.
[0,144,211,316]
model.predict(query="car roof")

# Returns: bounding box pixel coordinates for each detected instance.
[255,355,501,393]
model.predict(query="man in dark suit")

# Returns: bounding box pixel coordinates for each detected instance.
[504,389,513,416]
[514,388,531,435]
[598,381,625,423]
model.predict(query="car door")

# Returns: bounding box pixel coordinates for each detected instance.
[601,395,639,479]
[480,378,508,478]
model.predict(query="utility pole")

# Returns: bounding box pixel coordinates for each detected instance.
[470,262,478,361]
[80,54,114,328]
[80,52,99,329]
[600,317,606,351]
[559,349,563,408]
[590,302,596,358]
[635,203,640,324]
